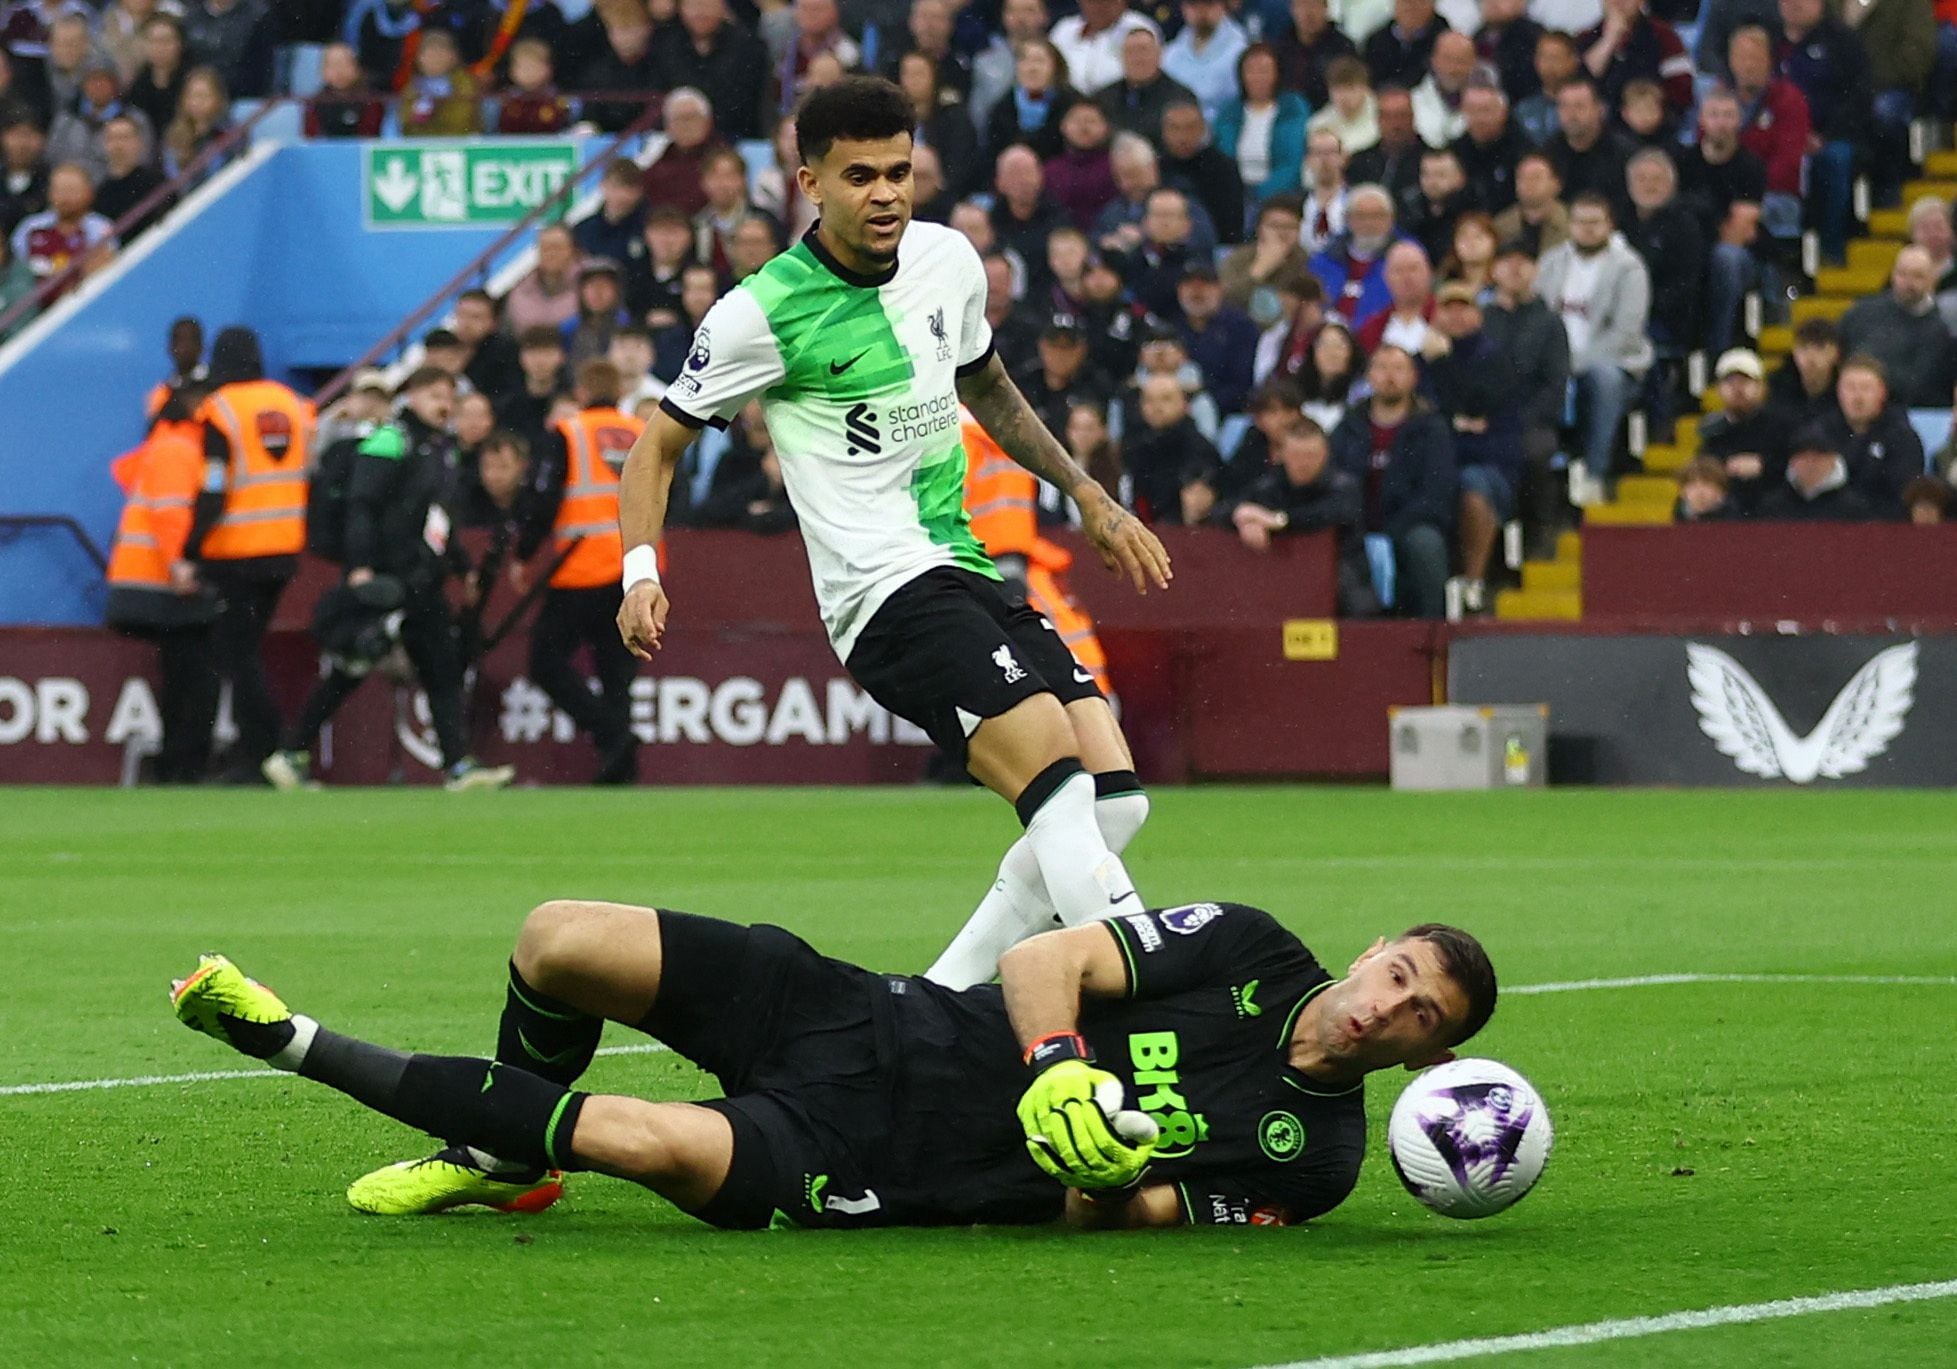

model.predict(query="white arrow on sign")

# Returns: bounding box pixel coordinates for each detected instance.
[372,155,419,213]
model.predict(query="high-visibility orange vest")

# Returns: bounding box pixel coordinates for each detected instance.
[144,381,170,420]
[107,420,203,589]
[550,406,643,589]
[195,379,314,560]
[959,409,1110,694]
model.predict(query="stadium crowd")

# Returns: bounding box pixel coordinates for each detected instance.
[19,0,1957,617]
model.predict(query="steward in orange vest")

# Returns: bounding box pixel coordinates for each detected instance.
[522,357,646,784]
[183,327,315,781]
[104,386,221,782]
[143,315,207,421]
[960,409,1110,695]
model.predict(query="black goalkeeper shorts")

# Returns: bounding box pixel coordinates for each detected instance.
[845,567,1103,762]
[645,911,900,1231]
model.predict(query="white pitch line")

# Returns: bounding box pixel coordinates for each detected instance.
[6,974,1956,1098]
[1254,1278,1957,1369]
[0,1043,667,1098]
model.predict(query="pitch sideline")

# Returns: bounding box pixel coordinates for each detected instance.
[7,973,1954,1098]
[1256,1278,1957,1368]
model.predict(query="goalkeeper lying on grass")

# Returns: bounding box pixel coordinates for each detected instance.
[171,900,1495,1229]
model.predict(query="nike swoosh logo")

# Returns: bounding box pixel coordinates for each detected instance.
[1073,668,1095,685]
[829,351,870,375]
[517,1027,586,1068]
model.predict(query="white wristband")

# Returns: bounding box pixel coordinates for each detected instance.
[622,544,660,592]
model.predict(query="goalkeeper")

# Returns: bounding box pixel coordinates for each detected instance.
[170,901,1494,1230]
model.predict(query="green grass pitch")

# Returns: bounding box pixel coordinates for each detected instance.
[3,786,1955,1367]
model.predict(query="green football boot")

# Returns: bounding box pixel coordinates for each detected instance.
[169,954,296,1059]
[348,1148,565,1216]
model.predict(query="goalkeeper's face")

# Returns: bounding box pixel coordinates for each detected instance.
[1313,938,1470,1076]
[803,134,915,267]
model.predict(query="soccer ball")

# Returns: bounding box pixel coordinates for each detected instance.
[1387,1058,1552,1219]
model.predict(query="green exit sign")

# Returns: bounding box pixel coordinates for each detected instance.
[363,141,579,229]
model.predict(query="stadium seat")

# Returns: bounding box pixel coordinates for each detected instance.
[1909,410,1954,462]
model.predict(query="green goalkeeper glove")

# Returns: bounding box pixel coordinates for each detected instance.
[1016,1034,1155,1190]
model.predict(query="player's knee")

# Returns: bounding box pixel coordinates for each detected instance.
[514,900,596,986]
[1095,788,1149,854]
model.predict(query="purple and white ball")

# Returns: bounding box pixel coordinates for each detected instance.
[1388,1058,1553,1219]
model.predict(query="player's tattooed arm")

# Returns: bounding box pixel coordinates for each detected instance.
[957,355,1172,594]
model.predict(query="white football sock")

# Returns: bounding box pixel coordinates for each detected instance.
[1023,771,1144,928]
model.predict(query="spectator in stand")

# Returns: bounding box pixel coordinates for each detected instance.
[504,222,581,335]
[1696,347,1792,511]
[451,288,520,401]
[1695,0,1780,80]
[1044,96,1118,231]
[1767,317,1844,427]
[608,323,666,410]
[1363,0,1448,89]
[1440,210,1498,296]
[1120,185,1205,318]
[1050,0,1158,97]
[1410,30,1474,147]
[573,159,648,268]
[180,0,271,98]
[1214,43,1308,211]
[1298,127,1352,254]
[691,400,798,532]
[495,36,571,135]
[91,113,164,236]
[1063,399,1125,514]
[562,257,630,365]
[1018,313,1108,439]
[49,62,151,185]
[1076,248,1155,378]
[968,0,1048,134]
[1095,27,1194,144]
[1756,426,1876,520]
[306,40,385,138]
[774,0,859,116]
[1177,259,1259,413]
[452,389,497,472]
[1255,260,1326,384]
[1544,77,1633,222]
[625,204,694,328]
[2,107,52,242]
[897,50,979,200]
[1121,371,1223,523]
[1622,147,1705,419]
[1162,0,1247,120]
[0,220,34,337]
[1213,381,1298,501]
[692,147,772,276]
[1348,84,1425,203]
[1273,0,1356,112]
[1679,87,1767,360]
[1295,314,1359,431]
[989,142,1069,283]
[1158,99,1243,244]
[126,14,185,138]
[1094,127,1219,255]
[1474,0,1544,106]
[577,2,661,132]
[1903,474,1952,523]
[1425,281,1519,615]
[1576,0,1693,116]
[1221,195,1314,311]
[343,0,476,86]
[396,27,480,136]
[1512,28,1575,146]
[1310,182,1400,324]
[10,160,112,302]
[1847,0,1933,209]
[1306,56,1379,156]
[652,0,765,141]
[1773,0,1871,266]
[1537,192,1652,497]
[1029,226,1091,324]
[0,43,52,130]
[498,323,568,451]
[1616,78,1677,151]
[1232,416,1381,614]
[726,212,779,280]
[421,326,472,387]
[1824,354,1926,516]
[1356,238,1435,354]
[1482,240,1570,554]
[641,87,721,218]
[1123,324,1221,437]
[985,37,1071,160]
[39,15,102,119]
[1329,343,1455,618]
[1838,246,1957,409]
[887,0,972,102]
[99,0,171,86]
[1727,25,1808,244]
[1674,456,1736,520]
[753,117,819,242]
[1400,146,1472,265]
[1452,79,1526,215]
[1909,195,1957,334]
[162,65,230,180]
